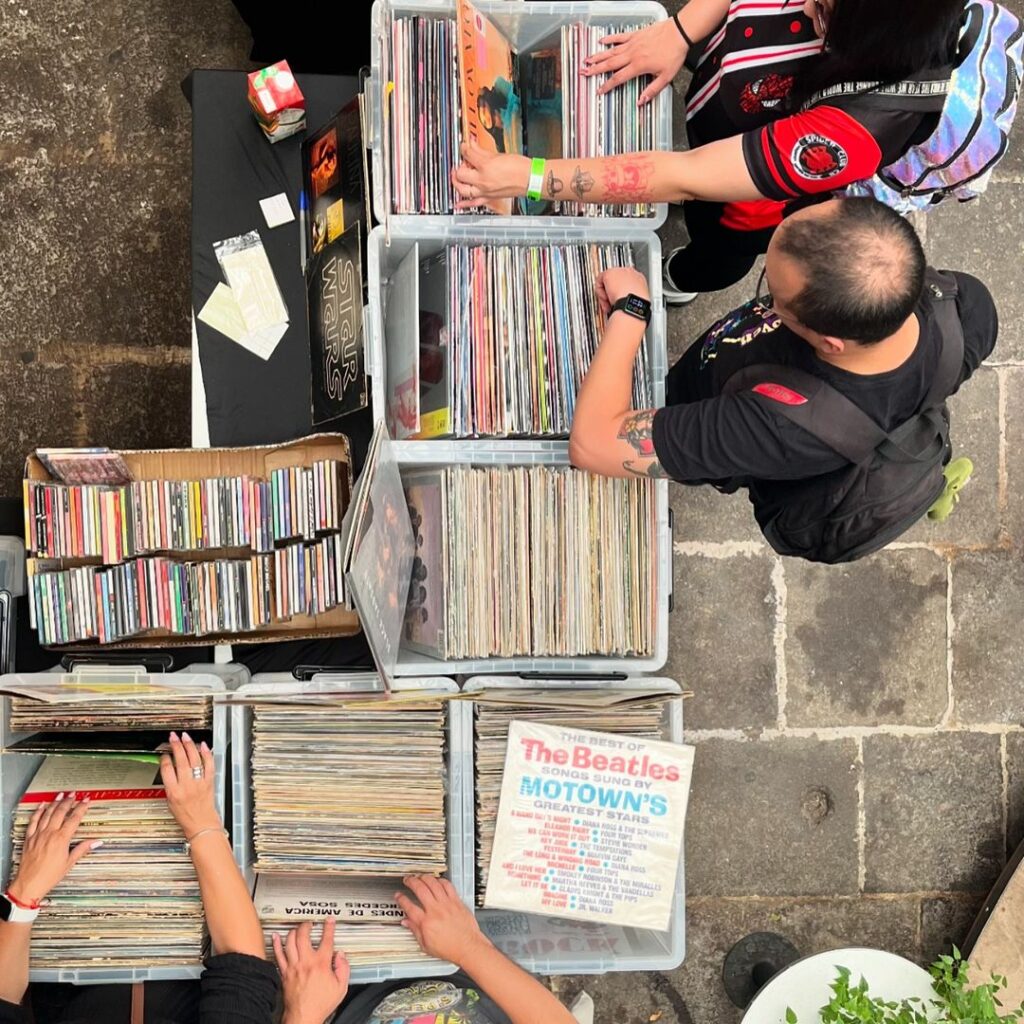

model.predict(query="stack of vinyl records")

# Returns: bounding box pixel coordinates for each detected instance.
[473,689,673,903]
[10,756,205,969]
[249,698,450,966]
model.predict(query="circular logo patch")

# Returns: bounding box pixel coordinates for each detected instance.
[791,133,848,179]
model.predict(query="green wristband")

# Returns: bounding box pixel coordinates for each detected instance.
[527,158,546,201]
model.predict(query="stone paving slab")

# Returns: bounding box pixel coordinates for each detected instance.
[669,550,778,731]
[1000,368,1024,546]
[685,737,860,897]
[951,551,1024,725]
[863,733,1005,894]
[920,893,988,963]
[672,484,766,545]
[783,550,948,728]
[1008,733,1024,855]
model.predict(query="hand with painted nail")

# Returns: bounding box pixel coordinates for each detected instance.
[396,875,489,966]
[582,21,687,104]
[7,794,101,907]
[274,919,350,1024]
[160,732,219,840]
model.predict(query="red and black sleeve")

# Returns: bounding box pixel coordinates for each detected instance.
[742,105,884,200]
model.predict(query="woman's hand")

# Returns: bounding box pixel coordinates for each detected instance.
[395,875,490,967]
[452,142,531,208]
[274,919,350,1024]
[582,20,688,105]
[596,267,651,318]
[7,795,101,907]
[159,732,220,840]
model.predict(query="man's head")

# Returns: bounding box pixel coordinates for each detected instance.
[764,197,926,356]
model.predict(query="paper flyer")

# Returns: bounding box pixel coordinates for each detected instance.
[484,721,694,931]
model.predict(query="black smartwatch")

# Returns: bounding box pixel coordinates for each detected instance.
[610,294,652,326]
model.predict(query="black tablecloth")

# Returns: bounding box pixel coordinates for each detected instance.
[189,69,373,673]
[189,68,373,474]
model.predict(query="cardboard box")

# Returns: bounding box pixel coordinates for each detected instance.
[247,60,306,143]
[24,434,361,648]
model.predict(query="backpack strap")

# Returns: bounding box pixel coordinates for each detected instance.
[723,267,966,465]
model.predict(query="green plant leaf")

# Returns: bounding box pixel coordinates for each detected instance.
[786,1009,798,1024]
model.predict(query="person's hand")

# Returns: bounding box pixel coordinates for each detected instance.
[452,142,531,209]
[582,20,688,105]
[596,267,651,318]
[274,919,350,1024]
[7,794,101,907]
[396,875,490,966]
[159,732,220,840]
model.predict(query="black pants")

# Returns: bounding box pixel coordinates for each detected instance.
[667,200,777,294]
[30,981,200,1023]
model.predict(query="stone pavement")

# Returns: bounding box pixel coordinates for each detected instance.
[2,2,1023,1022]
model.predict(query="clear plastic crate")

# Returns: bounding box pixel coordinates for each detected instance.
[0,537,25,598]
[0,668,228,984]
[366,220,667,458]
[368,0,673,229]
[389,443,671,675]
[231,672,474,984]
[464,674,686,974]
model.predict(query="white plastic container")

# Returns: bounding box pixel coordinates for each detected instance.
[231,672,474,984]
[368,0,673,230]
[391,443,671,675]
[464,674,686,974]
[0,668,228,984]
[366,220,667,459]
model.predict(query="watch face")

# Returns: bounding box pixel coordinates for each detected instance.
[0,897,11,922]
[624,295,649,318]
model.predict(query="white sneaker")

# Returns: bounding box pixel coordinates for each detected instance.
[663,248,698,306]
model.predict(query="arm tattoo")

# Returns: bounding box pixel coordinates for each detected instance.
[570,166,595,201]
[600,154,656,203]
[546,169,563,197]
[618,411,668,479]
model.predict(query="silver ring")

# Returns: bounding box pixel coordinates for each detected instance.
[191,766,204,779]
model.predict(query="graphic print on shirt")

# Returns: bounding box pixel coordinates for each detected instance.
[739,73,795,114]
[791,133,849,179]
[699,298,783,369]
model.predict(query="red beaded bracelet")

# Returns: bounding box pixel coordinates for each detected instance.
[5,889,41,911]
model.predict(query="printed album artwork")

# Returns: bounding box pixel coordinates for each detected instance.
[387,1,657,216]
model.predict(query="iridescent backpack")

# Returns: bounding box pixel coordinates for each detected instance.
[841,0,1023,213]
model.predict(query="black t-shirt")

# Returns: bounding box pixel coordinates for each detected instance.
[651,272,998,484]
[0,954,279,1024]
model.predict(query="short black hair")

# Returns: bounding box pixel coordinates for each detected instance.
[775,198,926,344]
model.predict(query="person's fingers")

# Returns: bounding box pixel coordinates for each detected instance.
[26,802,47,839]
[597,32,632,46]
[284,925,301,967]
[589,50,632,76]
[60,798,91,838]
[199,741,215,781]
[452,163,483,189]
[272,932,288,975]
[159,753,177,793]
[418,875,447,903]
[179,732,203,771]
[37,795,65,832]
[403,875,438,908]
[583,46,626,74]
[169,733,190,783]
[639,73,672,106]
[67,837,102,867]
[454,197,483,211]
[295,920,314,957]
[395,891,425,926]
[439,878,458,900]
[333,951,350,986]
[319,917,337,957]
[598,67,635,96]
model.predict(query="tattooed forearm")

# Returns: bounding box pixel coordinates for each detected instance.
[546,169,563,197]
[600,154,657,203]
[571,166,595,201]
[617,411,668,478]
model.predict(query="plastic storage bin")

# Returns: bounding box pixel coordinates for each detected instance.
[366,220,667,458]
[231,672,474,984]
[0,537,25,597]
[391,443,671,675]
[464,674,686,974]
[0,667,228,984]
[368,0,673,230]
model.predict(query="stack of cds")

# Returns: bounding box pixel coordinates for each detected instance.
[29,555,273,645]
[273,536,347,620]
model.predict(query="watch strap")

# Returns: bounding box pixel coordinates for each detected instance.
[2,892,40,923]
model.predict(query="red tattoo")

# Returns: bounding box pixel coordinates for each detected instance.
[600,155,656,203]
